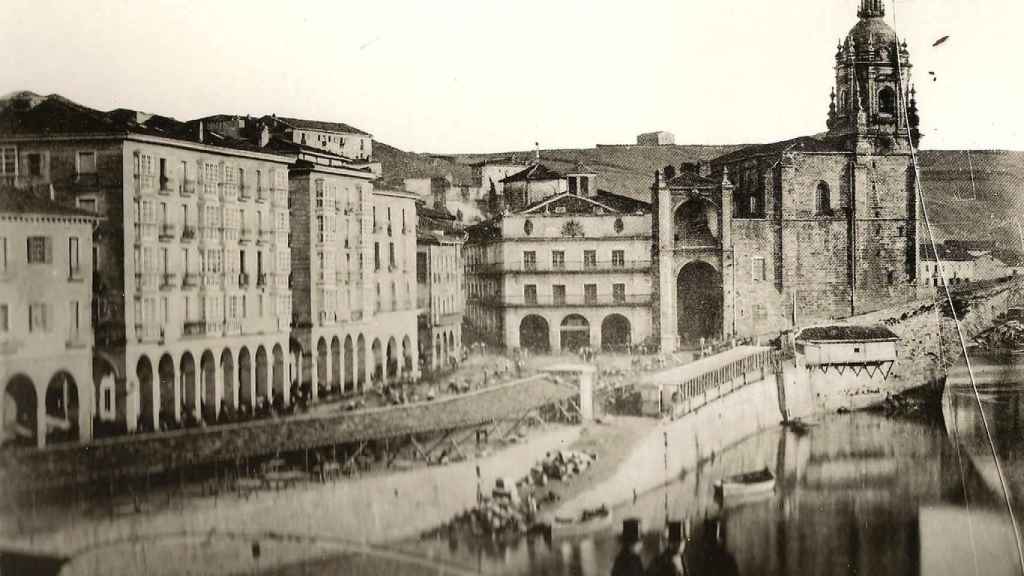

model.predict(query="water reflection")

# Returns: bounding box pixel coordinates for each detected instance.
[291,355,1024,575]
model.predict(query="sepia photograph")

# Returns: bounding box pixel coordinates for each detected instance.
[2,0,1024,573]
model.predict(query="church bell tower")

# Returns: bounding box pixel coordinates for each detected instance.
[827,0,920,154]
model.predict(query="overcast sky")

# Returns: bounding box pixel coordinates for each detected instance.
[2,0,1021,153]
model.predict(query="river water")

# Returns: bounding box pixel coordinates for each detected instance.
[271,354,1024,575]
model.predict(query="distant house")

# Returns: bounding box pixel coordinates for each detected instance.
[637,131,675,146]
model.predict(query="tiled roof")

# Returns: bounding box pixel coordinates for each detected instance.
[501,163,564,183]
[0,94,291,157]
[712,135,842,166]
[798,325,898,342]
[919,243,976,262]
[273,116,371,137]
[0,186,97,219]
[666,171,717,189]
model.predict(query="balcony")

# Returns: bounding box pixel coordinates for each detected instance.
[319,311,335,326]
[239,185,252,201]
[133,174,156,195]
[219,183,238,203]
[159,223,177,242]
[238,272,250,287]
[134,272,160,292]
[65,333,90,349]
[257,229,274,245]
[475,259,653,275]
[199,225,219,244]
[255,187,268,203]
[180,179,197,197]
[351,309,363,321]
[239,226,254,244]
[272,188,288,207]
[201,183,218,199]
[135,322,164,343]
[181,225,197,242]
[134,222,158,244]
[159,176,177,196]
[68,266,84,282]
[161,272,178,290]
[201,273,222,290]
[223,320,242,336]
[479,292,653,308]
[182,272,200,290]
[256,272,268,288]
[183,320,223,338]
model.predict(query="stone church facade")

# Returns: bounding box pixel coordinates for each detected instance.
[652,0,922,351]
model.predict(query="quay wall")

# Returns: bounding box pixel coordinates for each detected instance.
[561,280,1024,515]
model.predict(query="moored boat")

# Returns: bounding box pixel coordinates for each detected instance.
[714,468,775,501]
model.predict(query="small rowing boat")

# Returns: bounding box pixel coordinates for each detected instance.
[714,468,775,501]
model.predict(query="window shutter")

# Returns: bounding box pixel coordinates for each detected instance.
[197,160,204,184]
[133,151,140,176]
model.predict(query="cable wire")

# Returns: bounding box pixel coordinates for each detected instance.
[890,2,1024,572]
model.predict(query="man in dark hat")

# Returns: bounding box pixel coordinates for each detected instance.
[611,518,645,576]
[646,520,688,576]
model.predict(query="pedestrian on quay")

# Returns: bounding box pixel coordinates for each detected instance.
[646,520,689,576]
[612,518,645,576]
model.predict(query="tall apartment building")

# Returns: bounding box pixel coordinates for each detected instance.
[416,205,465,373]
[0,96,295,434]
[198,114,421,393]
[0,187,97,447]
[465,162,652,353]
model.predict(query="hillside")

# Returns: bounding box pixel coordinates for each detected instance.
[916,150,1024,245]
[376,139,1024,247]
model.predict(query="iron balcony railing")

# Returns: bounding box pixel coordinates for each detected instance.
[477,293,652,307]
[471,259,652,274]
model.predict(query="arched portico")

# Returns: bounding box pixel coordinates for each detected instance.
[560,314,590,353]
[519,315,551,353]
[136,356,156,432]
[3,375,38,447]
[601,314,632,351]
[45,372,80,444]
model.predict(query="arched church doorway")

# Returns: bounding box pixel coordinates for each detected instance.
[677,261,722,346]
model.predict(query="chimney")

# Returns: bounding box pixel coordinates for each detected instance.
[197,121,204,143]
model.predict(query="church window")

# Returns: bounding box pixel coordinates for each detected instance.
[838,89,847,114]
[815,182,832,216]
[749,195,758,216]
[523,219,533,236]
[878,87,896,115]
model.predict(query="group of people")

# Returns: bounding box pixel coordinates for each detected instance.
[611,518,739,576]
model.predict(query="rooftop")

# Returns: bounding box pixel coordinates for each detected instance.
[272,116,371,137]
[501,162,564,184]
[797,325,898,343]
[0,186,97,219]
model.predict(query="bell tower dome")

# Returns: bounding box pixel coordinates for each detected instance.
[826,0,920,153]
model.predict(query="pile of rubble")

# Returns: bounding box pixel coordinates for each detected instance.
[526,450,598,486]
[982,320,1024,350]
